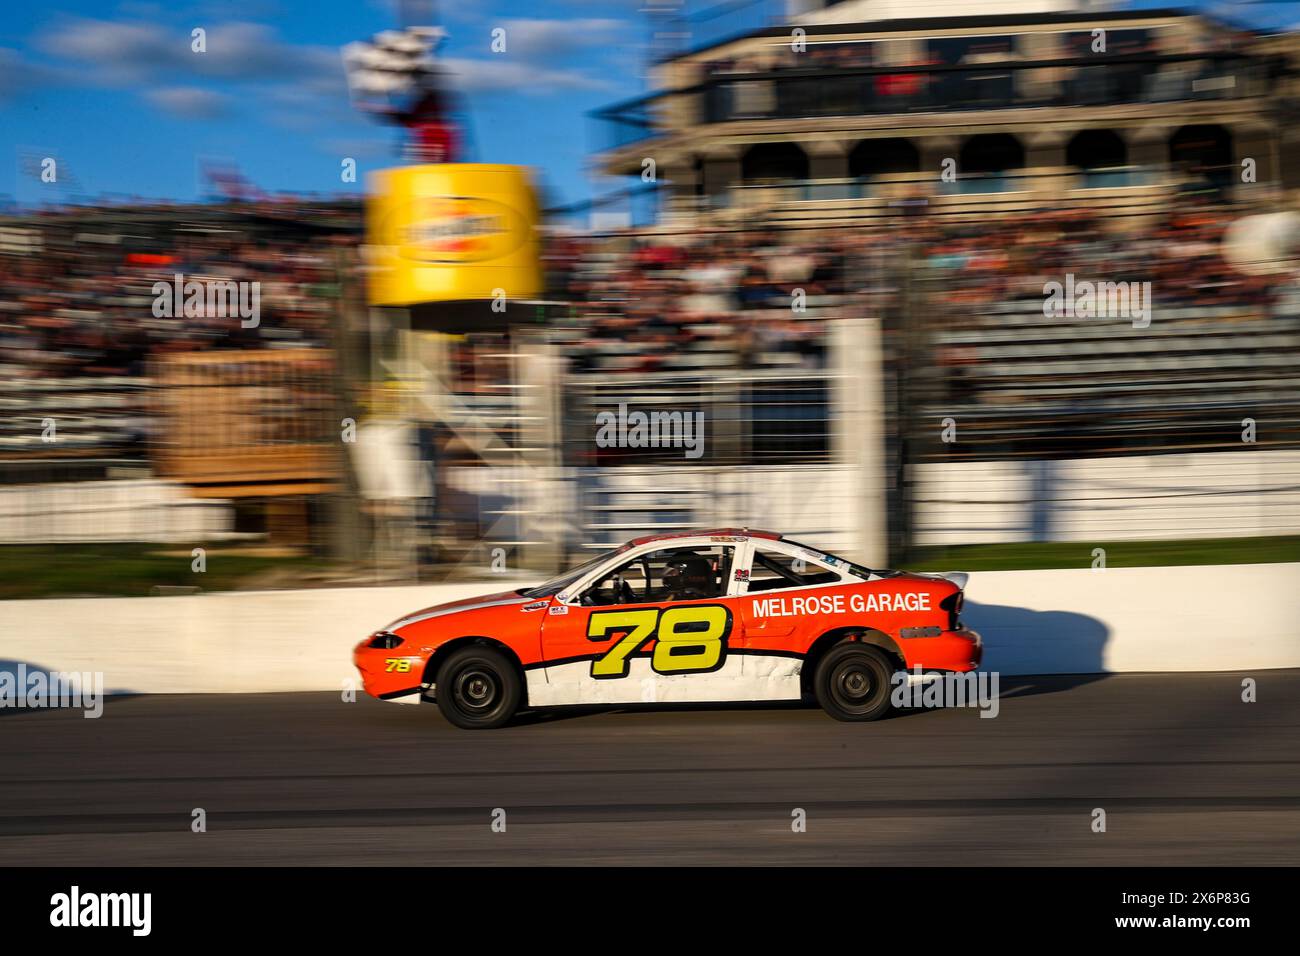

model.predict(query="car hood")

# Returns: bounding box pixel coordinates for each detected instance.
[386,589,535,631]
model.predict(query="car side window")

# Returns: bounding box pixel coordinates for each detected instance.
[582,546,735,606]
[746,545,841,593]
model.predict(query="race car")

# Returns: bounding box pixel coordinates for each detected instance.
[353,528,981,728]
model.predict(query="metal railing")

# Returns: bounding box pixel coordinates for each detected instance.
[594,53,1269,152]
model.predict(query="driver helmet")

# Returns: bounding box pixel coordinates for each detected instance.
[662,554,715,599]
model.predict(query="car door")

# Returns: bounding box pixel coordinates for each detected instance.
[537,543,747,705]
[734,540,851,700]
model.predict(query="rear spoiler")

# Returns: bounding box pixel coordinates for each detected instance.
[916,571,970,589]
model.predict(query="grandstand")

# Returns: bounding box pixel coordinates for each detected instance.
[0,200,358,548]
[593,4,1289,224]
[910,208,1300,459]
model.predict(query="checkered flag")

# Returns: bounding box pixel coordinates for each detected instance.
[342,26,447,104]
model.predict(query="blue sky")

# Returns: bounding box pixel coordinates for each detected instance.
[0,0,650,208]
[0,0,1295,209]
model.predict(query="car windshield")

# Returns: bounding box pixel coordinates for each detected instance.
[518,546,628,599]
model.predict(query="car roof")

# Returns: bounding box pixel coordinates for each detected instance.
[628,528,782,547]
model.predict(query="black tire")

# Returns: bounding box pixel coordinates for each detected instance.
[435,645,522,730]
[813,643,897,722]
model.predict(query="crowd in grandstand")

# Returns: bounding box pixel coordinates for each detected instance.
[0,206,345,382]
[0,191,1292,521]
[546,228,848,374]
[0,196,1284,387]
[542,198,1282,378]
[922,204,1278,313]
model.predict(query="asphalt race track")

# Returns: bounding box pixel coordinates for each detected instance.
[2,671,1297,865]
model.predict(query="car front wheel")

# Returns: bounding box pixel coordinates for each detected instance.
[435,645,522,730]
[813,644,896,722]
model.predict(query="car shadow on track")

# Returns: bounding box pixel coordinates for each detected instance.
[509,698,812,726]
[506,596,1112,727]
[507,677,1107,727]
[961,598,1110,692]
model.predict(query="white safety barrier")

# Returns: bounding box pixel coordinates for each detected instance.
[915,449,1300,545]
[0,479,235,544]
[0,580,536,695]
[961,562,1300,675]
[0,564,1295,694]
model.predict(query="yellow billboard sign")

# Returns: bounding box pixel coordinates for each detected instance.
[366,163,542,306]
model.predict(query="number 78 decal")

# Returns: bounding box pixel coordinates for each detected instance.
[587,605,732,679]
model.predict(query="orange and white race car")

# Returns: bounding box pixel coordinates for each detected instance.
[354,529,981,728]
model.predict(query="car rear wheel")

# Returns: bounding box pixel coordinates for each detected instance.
[813,644,896,722]
[435,645,522,730]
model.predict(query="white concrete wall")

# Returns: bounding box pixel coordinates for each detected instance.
[0,579,536,695]
[0,479,234,544]
[5,450,1290,551]
[0,564,1295,695]
[961,562,1300,675]
[914,450,1300,545]
[448,450,1296,565]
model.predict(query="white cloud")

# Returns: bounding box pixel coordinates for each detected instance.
[441,56,613,95]
[31,16,350,123]
[39,18,343,89]
[21,12,631,119]
[145,86,230,119]
[437,16,630,96]
[41,19,182,84]
[492,18,625,60]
